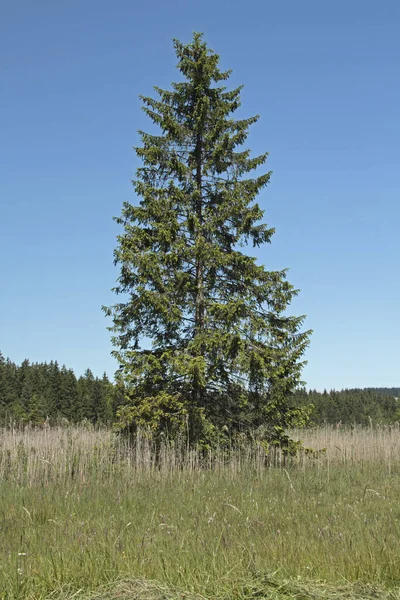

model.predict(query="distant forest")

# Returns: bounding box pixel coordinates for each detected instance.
[0,352,116,425]
[294,387,400,426]
[0,352,399,427]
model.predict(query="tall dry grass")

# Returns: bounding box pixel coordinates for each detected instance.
[299,423,400,465]
[1,423,400,486]
[1,424,400,599]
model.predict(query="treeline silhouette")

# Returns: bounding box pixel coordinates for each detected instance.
[0,352,118,425]
[293,387,400,426]
[1,352,399,426]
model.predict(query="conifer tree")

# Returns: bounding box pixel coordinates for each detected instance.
[98,373,114,423]
[1,358,19,424]
[0,353,6,401]
[46,361,61,419]
[77,368,96,422]
[60,366,79,421]
[105,33,311,447]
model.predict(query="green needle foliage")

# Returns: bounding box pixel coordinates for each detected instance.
[105,33,312,448]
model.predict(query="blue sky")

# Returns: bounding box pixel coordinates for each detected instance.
[1,0,399,390]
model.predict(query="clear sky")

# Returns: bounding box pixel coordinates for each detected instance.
[1,0,399,390]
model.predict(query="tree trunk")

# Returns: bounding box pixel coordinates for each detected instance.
[194,132,205,408]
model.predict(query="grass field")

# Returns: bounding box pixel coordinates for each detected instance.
[1,424,400,599]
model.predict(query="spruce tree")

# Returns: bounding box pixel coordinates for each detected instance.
[60,366,79,422]
[45,361,62,419]
[105,33,311,447]
[1,357,19,423]
[98,373,114,423]
[77,368,96,422]
[0,352,8,424]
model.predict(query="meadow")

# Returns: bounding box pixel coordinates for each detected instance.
[2,425,400,599]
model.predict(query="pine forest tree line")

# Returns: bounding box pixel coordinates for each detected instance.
[293,387,400,426]
[0,351,115,426]
[0,351,399,427]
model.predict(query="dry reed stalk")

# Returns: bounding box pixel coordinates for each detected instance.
[1,424,400,486]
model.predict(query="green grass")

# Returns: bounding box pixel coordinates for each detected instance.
[1,425,400,599]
